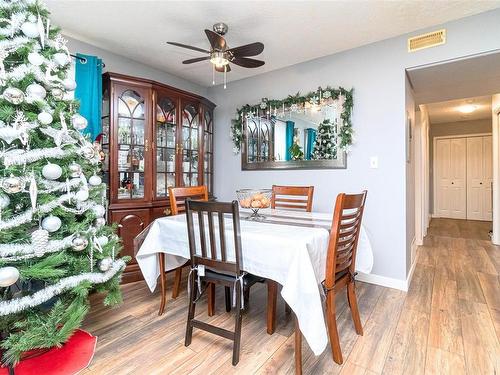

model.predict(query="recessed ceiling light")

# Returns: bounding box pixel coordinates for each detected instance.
[458,104,476,114]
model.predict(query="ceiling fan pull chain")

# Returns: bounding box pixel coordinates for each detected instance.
[224,65,227,89]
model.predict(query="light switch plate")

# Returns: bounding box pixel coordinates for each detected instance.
[370,156,378,169]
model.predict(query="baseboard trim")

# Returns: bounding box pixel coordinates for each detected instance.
[357,257,417,292]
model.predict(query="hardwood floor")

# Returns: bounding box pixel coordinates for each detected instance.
[82,218,499,374]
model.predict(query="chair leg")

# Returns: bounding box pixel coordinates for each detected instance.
[347,280,363,335]
[184,271,197,347]
[232,282,243,366]
[243,288,250,308]
[158,253,167,316]
[295,314,302,375]
[207,282,216,316]
[172,267,182,298]
[225,286,231,312]
[326,290,343,365]
[267,280,277,334]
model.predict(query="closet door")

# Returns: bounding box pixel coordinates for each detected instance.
[482,136,493,221]
[435,138,466,219]
[467,137,484,220]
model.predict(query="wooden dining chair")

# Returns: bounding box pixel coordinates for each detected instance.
[271,185,314,212]
[184,199,261,366]
[295,191,367,371]
[157,185,208,315]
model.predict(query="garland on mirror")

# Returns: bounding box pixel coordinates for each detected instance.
[230,86,353,153]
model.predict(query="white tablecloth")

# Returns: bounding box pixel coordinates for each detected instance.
[136,209,373,356]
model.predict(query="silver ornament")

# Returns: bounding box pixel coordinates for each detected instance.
[0,126,19,144]
[31,228,49,255]
[98,257,113,272]
[1,175,24,194]
[38,111,53,125]
[71,114,88,130]
[53,52,69,66]
[42,162,62,180]
[62,78,76,91]
[28,52,44,66]
[0,266,20,287]
[75,189,89,202]
[21,21,38,38]
[88,175,102,186]
[41,215,62,233]
[94,217,106,228]
[96,236,109,246]
[71,235,88,251]
[3,87,25,105]
[51,88,64,100]
[0,193,9,209]
[323,91,331,99]
[81,145,95,160]
[68,162,82,178]
[26,83,47,101]
[92,204,106,218]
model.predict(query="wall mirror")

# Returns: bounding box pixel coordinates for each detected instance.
[233,87,353,170]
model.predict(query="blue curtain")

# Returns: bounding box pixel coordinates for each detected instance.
[75,53,103,141]
[305,128,317,160]
[285,121,295,161]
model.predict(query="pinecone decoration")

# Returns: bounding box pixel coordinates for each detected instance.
[32,228,49,256]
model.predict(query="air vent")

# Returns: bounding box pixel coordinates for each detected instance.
[408,29,446,52]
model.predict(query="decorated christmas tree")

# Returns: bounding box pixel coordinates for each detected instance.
[311,119,337,160]
[0,0,126,366]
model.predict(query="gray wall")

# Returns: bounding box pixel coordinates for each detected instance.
[208,9,500,283]
[429,118,492,213]
[405,77,416,273]
[66,36,208,97]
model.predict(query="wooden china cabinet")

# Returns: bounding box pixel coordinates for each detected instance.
[101,73,215,283]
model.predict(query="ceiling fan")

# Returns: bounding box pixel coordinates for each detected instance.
[167,22,265,88]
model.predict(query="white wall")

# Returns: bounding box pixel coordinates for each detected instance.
[208,9,500,285]
[66,36,208,97]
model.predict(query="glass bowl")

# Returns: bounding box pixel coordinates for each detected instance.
[236,188,272,220]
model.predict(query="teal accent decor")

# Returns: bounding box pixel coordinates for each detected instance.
[305,128,317,160]
[75,53,103,140]
[285,121,295,161]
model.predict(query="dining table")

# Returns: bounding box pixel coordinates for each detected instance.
[135,208,373,356]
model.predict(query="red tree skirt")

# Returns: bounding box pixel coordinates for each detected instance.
[0,330,97,375]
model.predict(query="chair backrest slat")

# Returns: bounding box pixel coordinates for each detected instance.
[271,185,314,212]
[325,191,367,289]
[169,186,209,216]
[185,199,243,276]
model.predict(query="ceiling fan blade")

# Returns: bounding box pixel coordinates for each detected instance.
[205,29,226,50]
[167,41,209,54]
[231,57,265,68]
[215,64,231,73]
[183,56,211,64]
[227,42,264,57]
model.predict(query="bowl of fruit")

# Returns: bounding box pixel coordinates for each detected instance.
[236,189,272,220]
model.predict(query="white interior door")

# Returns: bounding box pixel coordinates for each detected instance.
[482,136,493,221]
[435,138,467,219]
[467,137,484,220]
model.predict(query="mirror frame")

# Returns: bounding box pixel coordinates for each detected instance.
[241,117,347,170]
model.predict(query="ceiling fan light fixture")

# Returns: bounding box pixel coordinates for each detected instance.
[458,104,476,114]
[210,51,229,67]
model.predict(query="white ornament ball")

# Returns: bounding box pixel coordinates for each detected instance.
[0,193,9,209]
[28,52,44,66]
[0,266,20,287]
[96,236,109,246]
[71,114,88,130]
[26,83,47,101]
[42,163,62,180]
[38,111,53,125]
[71,235,88,251]
[68,163,82,178]
[21,21,38,38]
[88,175,102,186]
[42,215,62,233]
[3,87,25,105]
[94,217,106,228]
[53,53,69,66]
[28,14,37,22]
[62,78,77,91]
[51,88,64,100]
[92,204,106,218]
[75,189,89,202]
[99,257,113,272]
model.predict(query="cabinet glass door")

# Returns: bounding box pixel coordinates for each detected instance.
[181,102,200,187]
[116,89,147,200]
[203,108,213,194]
[155,95,176,198]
